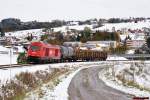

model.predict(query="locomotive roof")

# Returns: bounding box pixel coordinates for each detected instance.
[30,41,60,48]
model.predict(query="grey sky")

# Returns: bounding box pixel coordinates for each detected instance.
[0,0,149,21]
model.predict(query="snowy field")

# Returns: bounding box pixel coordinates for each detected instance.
[0,46,22,65]
[0,54,18,65]
[4,25,93,38]
[5,29,43,38]
[94,20,150,31]
[4,20,150,40]
[52,24,93,32]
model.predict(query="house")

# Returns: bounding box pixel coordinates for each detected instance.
[126,40,145,48]
[63,42,82,47]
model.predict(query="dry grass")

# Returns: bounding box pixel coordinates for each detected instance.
[116,74,150,92]
[0,68,69,100]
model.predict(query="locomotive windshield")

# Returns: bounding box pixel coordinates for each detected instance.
[30,45,41,51]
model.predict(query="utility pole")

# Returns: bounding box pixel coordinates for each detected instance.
[9,46,12,80]
[7,33,13,81]
[6,45,12,81]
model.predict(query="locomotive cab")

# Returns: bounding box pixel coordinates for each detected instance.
[27,42,61,63]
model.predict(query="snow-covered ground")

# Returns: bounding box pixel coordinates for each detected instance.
[5,29,43,38]
[94,21,150,31]
[1,21,150,99]
[0,45,26,65]
[4,25,94,39]
[126,49,135,54]
[0,53,150,99]
[0,54,18,65]
[24,66,84,100]
[106,55,128,60]
[0,61,105,84]
[0,60,104,100]
[24,63,104,100]
[99,59,150,98]
[0,47,22,65]
[52,25,93,32]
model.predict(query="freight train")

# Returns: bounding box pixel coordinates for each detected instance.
[27,41,107,63]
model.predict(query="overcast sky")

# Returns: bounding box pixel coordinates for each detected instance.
[0,0,149,21]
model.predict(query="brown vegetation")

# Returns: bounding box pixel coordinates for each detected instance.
[0,68,69,100]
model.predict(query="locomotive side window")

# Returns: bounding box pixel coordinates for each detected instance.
[55,49,58,56]
[30,46,40,51]
[45,48,49,56]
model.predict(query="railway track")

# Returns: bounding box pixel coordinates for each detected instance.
[0,60,149,69]
[0,64,33,69]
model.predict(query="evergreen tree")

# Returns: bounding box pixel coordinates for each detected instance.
[0,27,5,37]
[83,27,92,39]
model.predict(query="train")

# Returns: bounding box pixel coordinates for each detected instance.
[27,41,107,63]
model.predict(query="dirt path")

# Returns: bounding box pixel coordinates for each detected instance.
[68,66,132,100]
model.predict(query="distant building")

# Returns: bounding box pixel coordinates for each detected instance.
[63,42,82,47]
[67,21,79,26]
[126,40,145,48]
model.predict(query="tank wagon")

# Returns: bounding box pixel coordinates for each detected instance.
[27,41,107,63]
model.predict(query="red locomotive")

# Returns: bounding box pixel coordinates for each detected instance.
[27,42,61,63]
[27,41,107,63]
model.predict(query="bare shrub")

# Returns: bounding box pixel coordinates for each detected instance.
[0,80,25,100]
[16,72,38,89]
[0,68,69,100]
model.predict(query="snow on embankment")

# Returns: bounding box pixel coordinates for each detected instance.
[37,67,84,100]
[0,61,104,85]
[25,62,103,100]
[0,61,106,100]
[106,55,128,61]
[99,59,150,97]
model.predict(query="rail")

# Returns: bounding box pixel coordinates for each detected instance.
[110,54,150,59]
[0,60,150,69]
[0,64,33,69]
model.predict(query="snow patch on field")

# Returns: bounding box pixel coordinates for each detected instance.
[94,21,150,31]
[53,25,93,32]
[0,54,18,65]
[38,68,82,100]
[5,29,43,38]
[106,55,128,60]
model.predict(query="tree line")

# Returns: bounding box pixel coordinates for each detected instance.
[0,18,67,33]
[108,17,147,23]
[0,17,148,37]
